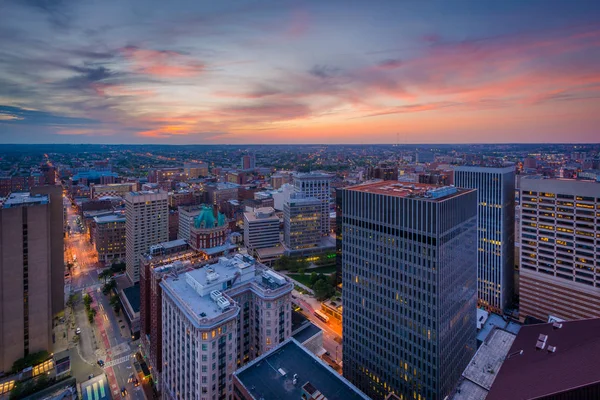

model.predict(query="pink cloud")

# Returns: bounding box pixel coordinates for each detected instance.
[120,46,205,77]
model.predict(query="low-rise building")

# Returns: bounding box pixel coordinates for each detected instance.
[243,207,280,255]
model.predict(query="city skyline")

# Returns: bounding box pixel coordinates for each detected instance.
[1,0,599,144]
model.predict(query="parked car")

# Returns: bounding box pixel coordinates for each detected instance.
[75,327,81,335]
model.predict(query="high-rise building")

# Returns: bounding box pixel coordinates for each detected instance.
[0,193,56,373]
[342,182,478,400]
[205,183,239,207]
[243,207,280,254]
[160,254,293,400]
[188,205,228,251]
[241,154,256,170]
[292,173,332,234]
[178,205,204,242]
[283,194,321,250]
[519,178,600,322]
[90,183,137,199]
[184,162,209,178]
[125,191,169,283]
[93,214,126,264]
[454,165,516,312]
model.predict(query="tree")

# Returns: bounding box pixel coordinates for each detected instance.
[110,295,121,314]
[66,294,77,310]
[83,294,92,309]
[102,279,117,295]
[87,308,97,323]
[298,268,305,275]
[98,269,112,283]
[313,279,333,301]
[309,272,319,286]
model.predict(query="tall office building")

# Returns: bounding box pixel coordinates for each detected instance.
[243,207,280,253]
[241,154,256,170]
[283,194,321,250]
[292,173,333,234]
[342,182,478,400]
[0,193,57,373]
[519,178,600,322]
[93,214,127,264]
[454,165,516,312]
[160,254,293,400]
[125,191,169,283]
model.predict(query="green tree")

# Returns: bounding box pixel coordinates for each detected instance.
[102,279,117,295]
[83,294,92,311]
[98,269,112,283]
[87,308,97,323]
[313,279,332,301]
[66,294,77,310]
[110,295,121,314]
[309,272,319,286]
[298,268,305,275]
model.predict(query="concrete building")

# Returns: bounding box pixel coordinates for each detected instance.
[90,183,137,199]
[241,154,255,170]
[160,254,293,400]
[0,193,55,373]
[243,207,280,254]
[233,338,370,400]
[293,173,332,234]
[283,194,321,250]
[178,205,205,242]
[519,178,600,322]
[272,183,294,211]
[206,183,239,207]
[342,182,478,400]
[184,162,209,178]
[93,214,126,264]
[454,165,516,312]
[125,191,169,283]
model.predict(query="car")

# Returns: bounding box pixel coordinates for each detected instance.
[127,373,134,383]
[97,359,105,367]
[75,327,81,335]
[121,388,128,397]
[133,379,140,387]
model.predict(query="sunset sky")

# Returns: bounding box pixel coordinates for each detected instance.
[0,0,599,144]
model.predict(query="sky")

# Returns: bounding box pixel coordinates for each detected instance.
[0,0,599,144]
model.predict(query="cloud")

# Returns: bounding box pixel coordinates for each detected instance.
[120,46,205,77]
[309,65,342,79]
[376,59,403,70]
[0,105,100,126]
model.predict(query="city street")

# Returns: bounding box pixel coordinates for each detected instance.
[63,199,146,399]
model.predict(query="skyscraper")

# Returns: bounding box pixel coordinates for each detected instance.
[342,182,478,400]
[243,207,280,253]
[454,165,516,312]
[125,191,169,283]
[292,173,333,234]
[241,154,256,170]
[283,194,321,250]
[0,193,56,373]
[519,177,600,321]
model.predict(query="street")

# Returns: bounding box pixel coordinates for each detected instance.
[63,199,146,399]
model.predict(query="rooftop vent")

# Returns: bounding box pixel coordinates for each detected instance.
[215,296,230,310]
[278,368,286,377]
[210,290,222,301]
[548,345,557,353]
[552,322,563,329]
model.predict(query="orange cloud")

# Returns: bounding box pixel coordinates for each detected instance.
[121,46,205,77]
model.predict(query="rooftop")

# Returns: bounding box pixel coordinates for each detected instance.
[293,172,334,180]
[2,192,49,208]
[122,284,141,314]
[347,181,470,201]
[93,214,126,224]
[452,328,517,400]
[292,321,322,344]
[234,338,369,400]
[487,318,600,400]
[244,207,277,221]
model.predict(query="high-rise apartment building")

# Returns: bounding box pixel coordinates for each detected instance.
[0,193,56,373]
[125,191,169,283]
[241,154,256,170]
[90,182,137,199]
[454,165,516,312]
[243,207,280,253]
[342,182,478,400]
[283,194,321,250]
[205,183,239,207]
[178,205,205,243]
[160,254,293,400]
[519,178,600,321]
[292,173,332,234]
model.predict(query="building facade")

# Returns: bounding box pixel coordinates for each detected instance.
[0,193,55,373]
[93,214,126,264]
[243,207,280,254]
[125,191,169,283]
[454,165,516,312]
[189,206,228,251]
[519,178,600,322]
[184,163,209,178]
[178,205,205,242]
[292,173,333,234]
[160,254,293,400]
[90,183,137,199]
[342,182,478,400]
[283,194,321,250]
[206,183,239,208]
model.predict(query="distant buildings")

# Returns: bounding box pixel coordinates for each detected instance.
[233,338,370,400]
[125,191,169,283]
[243,207,280,254]
[90,182,137,199]
[342,182,478,400]
[519,178,600,321]
[205,182,239,207]
[93,214,126,264]
[160,254,293,399]
[283,194,321,250]
[292,173,333,234]
[241,154,256,170]
[0,192,60,373]
[454,165,516,312]
[184,162,209,178]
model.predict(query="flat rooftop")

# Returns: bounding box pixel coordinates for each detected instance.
[122,284,141,314]
[235,338,369,400]
[2,192,49,208]
[94,214,126,224]
[292,321,322,343]
[293,172,333,180]
[347,181,469,201]
[244,207,277,221]
[487,318,600,400]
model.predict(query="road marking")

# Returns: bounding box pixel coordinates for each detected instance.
[103,354,134,368]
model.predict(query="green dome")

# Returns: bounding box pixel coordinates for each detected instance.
[194,206,226,229]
